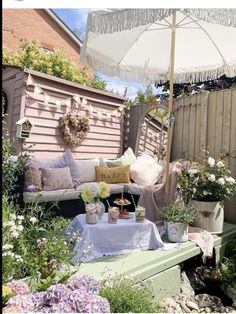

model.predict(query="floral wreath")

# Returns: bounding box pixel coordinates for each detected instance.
[59,112,90,145]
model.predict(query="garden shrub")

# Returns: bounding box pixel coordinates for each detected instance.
[100,276,162,313]
[220,240,236,288]
[2,196,79,283]
[2,40,106,90]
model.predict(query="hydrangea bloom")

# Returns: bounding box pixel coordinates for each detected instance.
[8,280,30,295]
[4,275,110,313]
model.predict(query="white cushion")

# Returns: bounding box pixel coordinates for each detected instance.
[130,154,164,186]
[120,147,136,166]
[74,159,100,183]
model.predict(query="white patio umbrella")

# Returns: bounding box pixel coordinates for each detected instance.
[81,9,236,202]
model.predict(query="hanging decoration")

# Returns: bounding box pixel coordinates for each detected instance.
[58,112,90,146]
[26,74,125,121]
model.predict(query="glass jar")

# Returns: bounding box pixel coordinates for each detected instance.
[108,207,120,224]
[135,206,145,222]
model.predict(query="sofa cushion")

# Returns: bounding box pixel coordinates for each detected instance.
[120,147,136,166]
[130,154,164,185]
[95,166,130,183]
[41,167,73,191]
[51,149,80,188]
[73,159,100,183]
[24,160,42,192]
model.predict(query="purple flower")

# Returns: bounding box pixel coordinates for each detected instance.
[26,184,36,192]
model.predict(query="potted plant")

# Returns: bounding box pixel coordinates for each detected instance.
[177,153,236,234]
[162,202,197,243]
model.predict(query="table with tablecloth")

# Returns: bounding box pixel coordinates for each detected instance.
[66,213,165,263]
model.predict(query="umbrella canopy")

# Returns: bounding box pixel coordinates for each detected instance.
[81,9,236,203]
[82,9,236,84]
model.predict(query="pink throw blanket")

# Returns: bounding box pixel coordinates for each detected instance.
[138,161,183,221]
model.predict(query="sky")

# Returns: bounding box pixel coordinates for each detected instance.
[53,9,159,99]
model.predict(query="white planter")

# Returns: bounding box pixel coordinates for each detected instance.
[191,200,224,234]
[167,222,188,243]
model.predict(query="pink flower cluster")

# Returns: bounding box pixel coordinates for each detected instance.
[3,274,110,313]
[7,280,30,295]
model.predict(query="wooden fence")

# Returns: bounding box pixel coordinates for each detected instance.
[172,88,236,223]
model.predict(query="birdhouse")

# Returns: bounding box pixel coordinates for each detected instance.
[15,117,33,139]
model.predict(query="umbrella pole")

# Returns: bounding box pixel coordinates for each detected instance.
[165,9,176,204]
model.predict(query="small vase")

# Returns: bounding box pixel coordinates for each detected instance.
[86,213,97,224]
[191,200,224,234]
[96,200,106,220]
[93,198,106,219]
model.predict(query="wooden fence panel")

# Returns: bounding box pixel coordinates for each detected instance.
[172,88,236,223]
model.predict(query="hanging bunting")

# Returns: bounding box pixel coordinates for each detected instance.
[44,93,51,106]
[33,85,43,96]
[27,74,34,86]
[73,94,81,104]
[81,97,88,108]
[55,99,61,108]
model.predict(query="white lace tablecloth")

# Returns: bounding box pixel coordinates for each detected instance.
[66,213,165,262]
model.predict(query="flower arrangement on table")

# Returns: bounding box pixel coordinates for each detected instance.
[81,182,110,219]
[177,153,236,204]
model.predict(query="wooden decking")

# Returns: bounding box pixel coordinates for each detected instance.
[77,223,236,300]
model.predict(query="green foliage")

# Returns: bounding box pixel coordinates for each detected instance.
[2,133,28,197]
[33,269,77,292]
[100,276,162,313]
[2,196,77,284]
[135,85,156,104]
[2,40,106,90]
[162,202,198,224]
[219,240,236,288]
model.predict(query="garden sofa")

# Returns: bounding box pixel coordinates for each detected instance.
[22,148,166,218]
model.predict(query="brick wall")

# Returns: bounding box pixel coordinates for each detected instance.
[2,9,90,73]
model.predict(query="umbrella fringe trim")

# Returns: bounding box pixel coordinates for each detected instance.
[86,56,236,84]
[88,9,236,34]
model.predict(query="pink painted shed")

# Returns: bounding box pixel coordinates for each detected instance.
[2,65,127,159]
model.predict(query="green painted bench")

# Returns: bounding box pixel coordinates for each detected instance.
[77,223,236,301]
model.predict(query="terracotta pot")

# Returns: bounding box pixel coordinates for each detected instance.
[191,200,224,234]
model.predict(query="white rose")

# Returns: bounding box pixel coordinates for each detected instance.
[3,244,14,251]
[208,174,215,182]
[226,177,235,185]
[208,157,215,167]
[216,161,224,168]
[12,231,19,238]
[217,178,225,186]
[89,183,100,197]
[188,169,198,176]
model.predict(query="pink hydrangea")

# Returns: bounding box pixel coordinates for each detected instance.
[8,280,30,295]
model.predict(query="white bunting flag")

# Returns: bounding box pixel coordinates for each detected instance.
[27,74,34,86]
[81,98,88,108]
[88,105,93,114]
[106,112,111,121]
[55,99,61,108]
[33,84,43,96]
[44,94,51,105]
[73,94,81,104]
